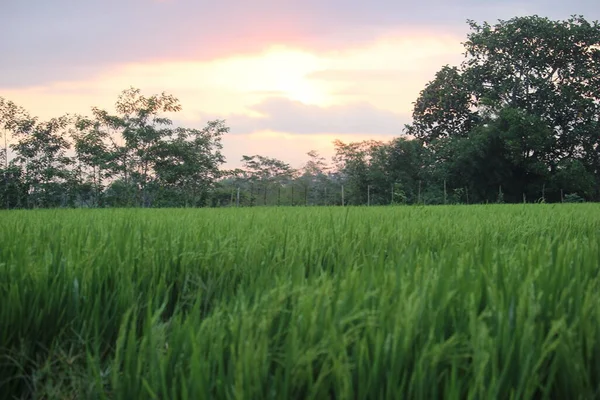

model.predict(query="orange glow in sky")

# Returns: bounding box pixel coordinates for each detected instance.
[1,32,464,168]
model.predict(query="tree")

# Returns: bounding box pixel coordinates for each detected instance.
[240,155,294,206]
[440,107,554,203]
[406,15,600,202]
[0,98,36,208]
[11,115,74,207]
[153,120,227,207]
[405,66,479,146]
[115,87,182,206]
[72,112,114,206]
[298,150,333,205]
[374,137,431,204]
[332,139,385,205]
[73,88,183,206]
[463,15,600,170]
[74,87,228,207]
[550,158,597,201]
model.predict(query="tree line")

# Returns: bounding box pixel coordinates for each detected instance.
[1,15,599,209]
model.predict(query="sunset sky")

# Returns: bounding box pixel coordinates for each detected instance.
[2,0,598,169]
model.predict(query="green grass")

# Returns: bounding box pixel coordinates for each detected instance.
[1,204,600,399]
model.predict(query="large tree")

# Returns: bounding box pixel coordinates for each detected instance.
[406,15,600,201]
[463,16,600,168]
[405,65,479,145]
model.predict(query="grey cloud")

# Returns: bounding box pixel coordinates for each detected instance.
[2,0,599,87]
[212,97,410,135]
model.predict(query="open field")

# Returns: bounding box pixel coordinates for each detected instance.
[1,204,600,399]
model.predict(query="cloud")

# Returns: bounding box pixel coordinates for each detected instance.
[308,69,417,82]
[214,97,409,136]
[3,0,598,87]
[0,34,456,126]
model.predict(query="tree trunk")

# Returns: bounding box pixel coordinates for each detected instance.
[444,179,447,204]
[4,129,8,209]
[264,184,267,205]
[305,186,308,206]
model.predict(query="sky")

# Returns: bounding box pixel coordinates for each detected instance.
[1,0,598,169]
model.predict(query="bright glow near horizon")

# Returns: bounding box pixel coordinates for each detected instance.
[1,31,465,168]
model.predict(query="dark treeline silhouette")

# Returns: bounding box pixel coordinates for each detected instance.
[1,15,599,209]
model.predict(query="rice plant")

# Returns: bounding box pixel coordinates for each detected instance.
[1,204,599,399]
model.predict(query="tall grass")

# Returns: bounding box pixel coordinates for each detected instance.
[1,204,599,399]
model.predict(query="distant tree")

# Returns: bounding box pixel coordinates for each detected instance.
[0,98,36,208]
[74,87,228,207]
[332,139,385,205]
[298,150,333,205]
[11,115,74,207]
[240,155,294,206]
[72,111,114,206]
[372,137,431,204]
[153,120,227,207]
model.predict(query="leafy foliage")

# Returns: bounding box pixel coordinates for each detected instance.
[1,87,228,208]
[404,14,600,203]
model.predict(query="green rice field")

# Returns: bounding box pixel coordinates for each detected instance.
[1,204,600,399]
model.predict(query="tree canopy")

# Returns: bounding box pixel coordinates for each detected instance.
[404,14,600,203]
